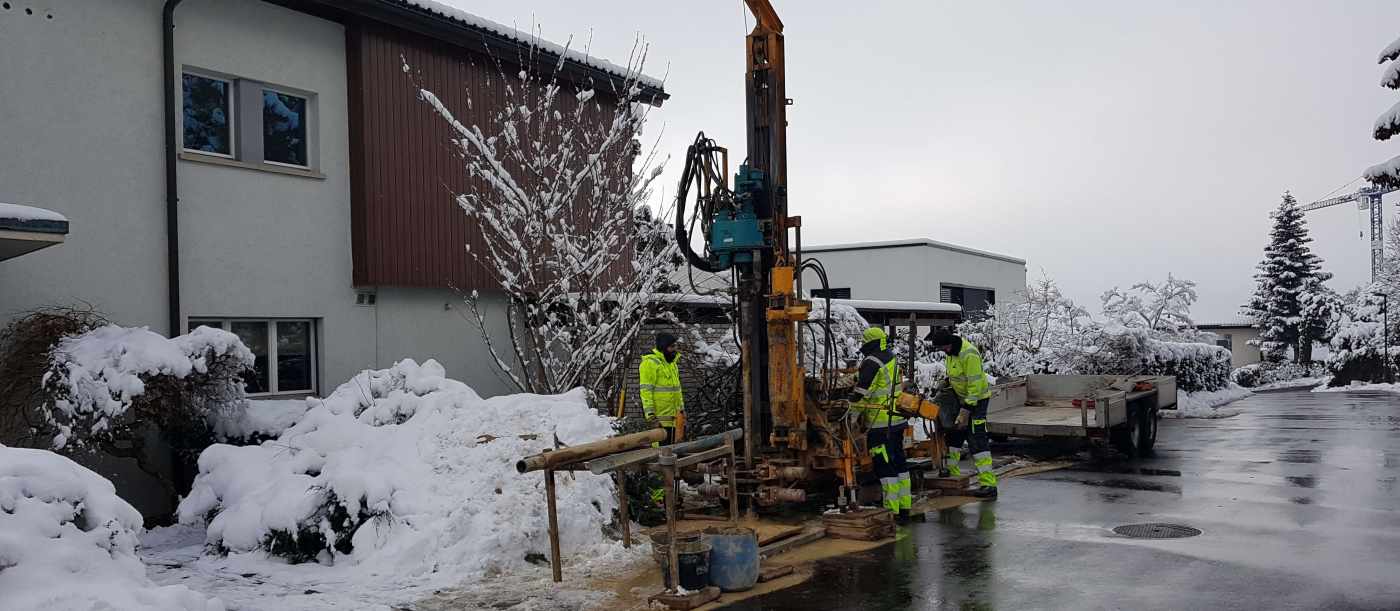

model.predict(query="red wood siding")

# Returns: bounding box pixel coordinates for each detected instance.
[347,20,625,289]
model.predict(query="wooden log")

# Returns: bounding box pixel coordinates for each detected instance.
[758,564,795,582]
[825,524,894,541]
[759,526,826,559]
[545,468,562,582]
[517,429,666,473]
[757,525,805,547]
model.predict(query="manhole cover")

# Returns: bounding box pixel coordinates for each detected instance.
[1112,523,1201,539]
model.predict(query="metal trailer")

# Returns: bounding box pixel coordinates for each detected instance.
[984,375,1177,456]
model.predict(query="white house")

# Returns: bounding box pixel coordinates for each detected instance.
[799,238,1028,318]
[0,0,666,401]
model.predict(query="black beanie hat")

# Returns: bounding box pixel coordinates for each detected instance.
[656,333,678,351]
[928,329,957,347]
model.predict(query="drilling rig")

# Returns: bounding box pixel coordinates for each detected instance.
[672,0,937,510]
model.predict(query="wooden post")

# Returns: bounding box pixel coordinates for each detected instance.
[544,466,562,583]
[660,447,679,592]
[616,469,631,548]
[726,433,739,524]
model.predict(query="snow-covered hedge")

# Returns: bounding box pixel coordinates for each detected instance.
[41,325,252,449]
[1231,362,1327,388]
[1085,327,1232,393]
[0,446,222,610]
[179,359,620,578]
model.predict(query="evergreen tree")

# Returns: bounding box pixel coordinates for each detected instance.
[1364,35,1400,187]
[1242,192,1334,363]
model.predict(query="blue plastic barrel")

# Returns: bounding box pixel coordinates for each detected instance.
[704,526,759,592]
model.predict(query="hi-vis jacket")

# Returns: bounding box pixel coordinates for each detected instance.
[852,334,905,428]
[946,338,992,405]
[639,349,683,427]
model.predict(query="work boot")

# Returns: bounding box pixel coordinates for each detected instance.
[970,486,998,501]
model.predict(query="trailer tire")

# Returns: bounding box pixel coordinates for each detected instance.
[1112,405,1142,458]
[1137,405,1159,453]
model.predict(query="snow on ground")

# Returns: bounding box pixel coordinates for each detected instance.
[1252,377,1330,392]
[0,201,67,222]
[1313,382,1400,394]
[160,358,623,610]
[212,398,310,441]
[1165,384,1252,419]
[1,446,223,611]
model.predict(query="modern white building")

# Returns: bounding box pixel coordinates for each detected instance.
[799,238,1028,318]
[0,0,666,401]
[1198,322,1264,368]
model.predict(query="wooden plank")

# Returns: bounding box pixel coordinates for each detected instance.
[923,475,972,490]
[759,527,826,559]
[758,564,795,582]
[650,586,721,610]
[757,525,805,547]
[825,524,894,541]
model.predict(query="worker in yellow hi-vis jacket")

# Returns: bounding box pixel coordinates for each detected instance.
[640,333,684,507]
[930,329,998,500]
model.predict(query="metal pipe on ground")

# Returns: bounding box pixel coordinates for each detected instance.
[516,429,667,473]
[585,428,745,475]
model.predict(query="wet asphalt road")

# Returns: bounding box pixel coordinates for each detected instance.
[739,389,1400,610]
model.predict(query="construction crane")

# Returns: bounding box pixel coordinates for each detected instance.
[1302,184,1399,280]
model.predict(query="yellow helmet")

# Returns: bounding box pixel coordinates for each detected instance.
[862,327,887,350]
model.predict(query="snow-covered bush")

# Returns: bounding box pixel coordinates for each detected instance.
[1100,274,1201,340]
[40,324,252,450]
[958,276,1096,377]
[0,446,222,610]
[1231,362,1327,388]
[1325,288,1399,386]
[179,359,619,577]
[0,307,108,448]
[1082,327,1232,393]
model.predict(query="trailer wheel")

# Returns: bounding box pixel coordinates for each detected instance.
[1137,405,1159,453]
[1111,405,1142,458]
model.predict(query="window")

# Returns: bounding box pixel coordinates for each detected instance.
[263,89,308,167]
[181,68,317,173]
[941,285,996,319]
[811,287,851,299]
[183,73,233,157]
[188,318,317,395]
[1216,333,1233,351]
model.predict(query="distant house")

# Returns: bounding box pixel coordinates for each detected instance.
[1198,322,1263,368]
[799,238,1028,319]
[0,0,667,401]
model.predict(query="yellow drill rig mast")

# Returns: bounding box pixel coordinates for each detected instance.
[675,0,879,509]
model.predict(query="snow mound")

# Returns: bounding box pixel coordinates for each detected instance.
[1312,381,1400,394]
[43,324,253,448]
[178,358,620,585]
[0,446,223,611]
[1164,384,1251,419]
[212,398,310,441]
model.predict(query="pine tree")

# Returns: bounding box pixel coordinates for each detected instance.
[1364,35,1400,187]
[1242,192,1333,363]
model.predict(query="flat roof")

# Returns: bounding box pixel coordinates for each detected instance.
[803,238,1026,266]
[0,203,68,262]
[1197,322,1255,330]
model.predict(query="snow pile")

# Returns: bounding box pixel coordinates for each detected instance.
[0,201,68,223]
[1313,381,1400,394]
[41,325,252,449]
[0,446,223,611]
[178,358,621,586]
[400,0,664,89]
[212,398,310,442]
[1165,384,1252,419]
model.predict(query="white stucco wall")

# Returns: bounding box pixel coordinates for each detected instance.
[799,241,1027,306]
[1204,326,1263,368]
[0,0,167,326]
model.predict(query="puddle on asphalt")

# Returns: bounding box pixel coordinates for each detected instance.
[1066,464,1183,477]
[1043,476,1182,494]
[1290,496,1314,505]
[1284,475,1318,488]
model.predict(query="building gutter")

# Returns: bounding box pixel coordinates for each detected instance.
[162,0,183,337]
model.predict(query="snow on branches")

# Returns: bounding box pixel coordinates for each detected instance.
[1368,34,1400,186]
[1241,192,1333,363]
[1100,273,1199,340]
[411,34,678,397]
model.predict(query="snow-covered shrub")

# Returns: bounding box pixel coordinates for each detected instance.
[1231,364,1263,388]
[1231,362,1327,388]
[1100,274,1201,340]
[804,301,871,371]
[179,359,620,578]
[0,307,108,448]
[1083,327,1231,392]
[40,324,252,450]
[0,446,222,610]
[959,277,1096,377]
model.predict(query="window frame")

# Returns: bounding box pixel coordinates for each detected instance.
[180,70,237,160]
[187,317,319,397]
[179,66,320,176]
[259,84,313,170]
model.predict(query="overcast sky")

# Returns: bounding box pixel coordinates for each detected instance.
[444,0,1400,322]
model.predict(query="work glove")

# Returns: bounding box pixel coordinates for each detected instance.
[955,408,972,429]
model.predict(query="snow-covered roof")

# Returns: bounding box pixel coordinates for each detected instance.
[1196,321,1255,330]
[0,202,67,225]
[391,0,666,94]
[803,237,1026,265]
